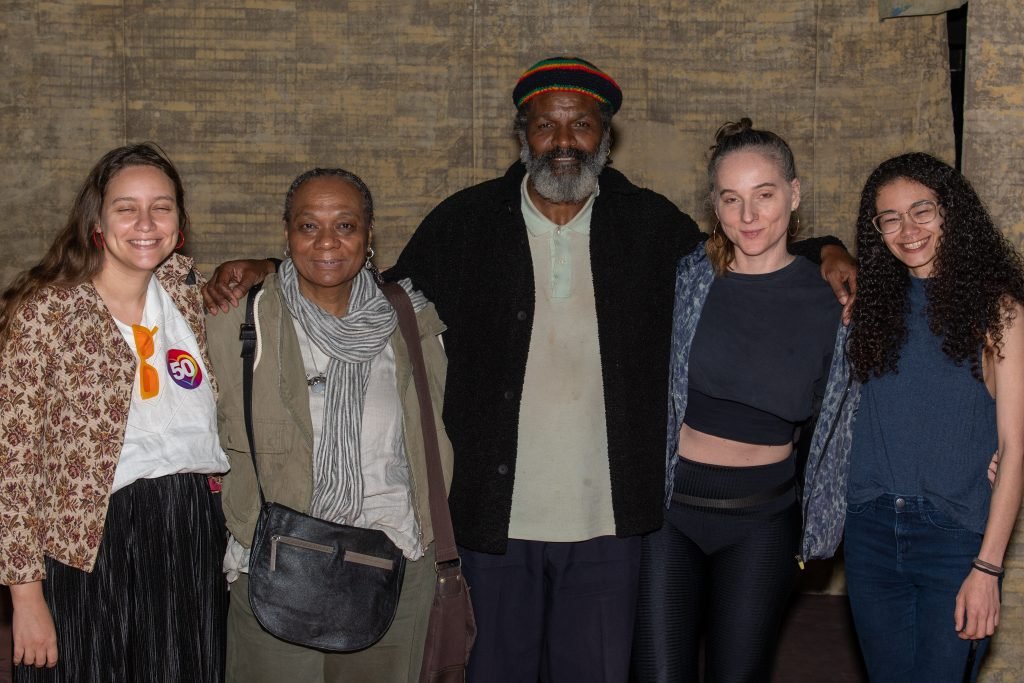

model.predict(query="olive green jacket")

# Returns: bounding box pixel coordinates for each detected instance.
[206,274,453,550]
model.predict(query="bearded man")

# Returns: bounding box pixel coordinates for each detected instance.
[204,57,854,682]
[386,57,853,681]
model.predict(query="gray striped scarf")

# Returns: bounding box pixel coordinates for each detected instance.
[278,260,426,524]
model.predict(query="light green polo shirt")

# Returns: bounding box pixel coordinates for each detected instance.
[507,176,616,542]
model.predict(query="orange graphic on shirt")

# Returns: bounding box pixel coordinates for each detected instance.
[132,324,160,400]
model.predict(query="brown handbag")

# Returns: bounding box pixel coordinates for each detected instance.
[381,283,477,683]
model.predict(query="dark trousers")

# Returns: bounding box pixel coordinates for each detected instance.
[460,535,641,683]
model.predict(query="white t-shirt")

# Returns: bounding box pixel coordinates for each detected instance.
[111,276,228,493]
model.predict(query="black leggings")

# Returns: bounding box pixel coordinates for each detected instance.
[631,456,800,683]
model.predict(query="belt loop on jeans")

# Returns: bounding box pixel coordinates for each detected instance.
[671,481,794,510]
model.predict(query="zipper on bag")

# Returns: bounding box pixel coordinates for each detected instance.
[270,534,335,570]
[344,550,394,571]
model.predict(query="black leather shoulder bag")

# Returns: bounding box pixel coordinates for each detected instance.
[239,284,406,652]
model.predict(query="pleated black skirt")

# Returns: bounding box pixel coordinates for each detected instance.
[14,473,227,683]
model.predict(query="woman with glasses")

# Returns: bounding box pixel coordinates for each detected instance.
[0,144,228,682]
[811,152,1024,680]
[631,119,846,681]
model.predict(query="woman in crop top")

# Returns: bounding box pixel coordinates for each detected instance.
[631,119,843,681]
[841,153,1024,681]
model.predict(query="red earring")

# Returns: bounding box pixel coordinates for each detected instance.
[175,231,186,250]
[92,232,105,250]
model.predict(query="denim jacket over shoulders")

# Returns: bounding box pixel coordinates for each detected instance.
[663,247,858,562]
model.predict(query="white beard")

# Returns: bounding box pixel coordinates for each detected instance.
[520,130,611,204]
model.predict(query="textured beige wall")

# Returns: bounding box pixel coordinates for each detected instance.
[962,1,1024,677]
[8,0,1020,676]
[2,0,952,284]
[963,1,1024,244]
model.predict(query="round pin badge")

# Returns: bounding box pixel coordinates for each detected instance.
[167,349,203,389]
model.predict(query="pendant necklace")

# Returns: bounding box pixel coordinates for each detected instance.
[305,335,327,395]
[308,373,327,395]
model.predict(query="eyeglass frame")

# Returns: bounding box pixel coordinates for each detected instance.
[871,199,942,235]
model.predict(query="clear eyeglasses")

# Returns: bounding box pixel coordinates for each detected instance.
[871,200,940,234]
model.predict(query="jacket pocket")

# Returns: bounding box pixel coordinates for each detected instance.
[221,419,301,540]
[220,417,293,455]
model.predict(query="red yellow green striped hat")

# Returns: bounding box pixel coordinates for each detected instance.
[512,57,622,113]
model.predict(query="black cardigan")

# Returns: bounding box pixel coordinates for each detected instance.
[388,161,835,553]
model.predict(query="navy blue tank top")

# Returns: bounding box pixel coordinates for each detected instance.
[848,277,996,533]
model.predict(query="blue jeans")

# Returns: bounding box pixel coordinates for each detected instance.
[844,494,994,683]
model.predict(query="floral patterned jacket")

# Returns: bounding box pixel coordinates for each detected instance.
[0,254,213,584]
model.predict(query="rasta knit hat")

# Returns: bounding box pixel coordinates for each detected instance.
[512,57,622,114]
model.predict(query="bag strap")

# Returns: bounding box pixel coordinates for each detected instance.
[239,284,267,506]
[380,283,459,566]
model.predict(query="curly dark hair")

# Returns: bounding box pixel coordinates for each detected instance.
[848,152,1024,382]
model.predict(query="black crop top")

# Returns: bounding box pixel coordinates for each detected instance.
[683,257,841,446]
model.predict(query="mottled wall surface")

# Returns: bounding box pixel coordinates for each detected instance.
[962,1,1024,678]
[10,0,1022,676]
[963,1,1024,244]
[2,0,952,285]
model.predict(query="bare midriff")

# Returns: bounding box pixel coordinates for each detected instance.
[678,424,793,467]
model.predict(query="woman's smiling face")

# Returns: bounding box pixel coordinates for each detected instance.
[875,177,944,278]
[95,164,180,278]
[713,149,800,272]
[285,176,371,306]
